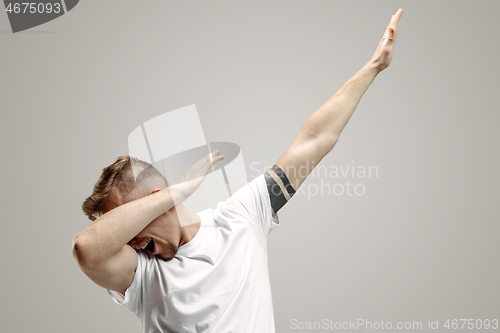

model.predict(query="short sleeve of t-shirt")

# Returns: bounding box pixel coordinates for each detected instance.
[222,173,280,237]
[107,251,145,316]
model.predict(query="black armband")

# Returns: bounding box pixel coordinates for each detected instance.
[271,165,296,196]
[265,165,296,214]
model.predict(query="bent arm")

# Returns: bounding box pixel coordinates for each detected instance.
[71,185,183,295]
[72,151,223,294]
[72,185,184,267]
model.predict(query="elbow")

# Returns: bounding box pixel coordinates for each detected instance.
[328,135,339,151]
[71,233,87,266]
[316,133,339,154]
[72,233,98,269]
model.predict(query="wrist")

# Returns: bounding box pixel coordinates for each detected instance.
[168,184,188,206]
[363,61,383,76]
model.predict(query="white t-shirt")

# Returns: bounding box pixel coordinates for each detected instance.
[108,174,280,333]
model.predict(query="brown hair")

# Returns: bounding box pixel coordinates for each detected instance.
[81,156,168,221]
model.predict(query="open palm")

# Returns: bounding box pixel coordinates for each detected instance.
[369,8,403,71]
[175,150,225,200]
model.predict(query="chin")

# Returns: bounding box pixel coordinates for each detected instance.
[156,254,175,262]
[155,244,178,262]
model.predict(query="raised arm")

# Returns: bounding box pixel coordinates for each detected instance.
[265,9,403,215]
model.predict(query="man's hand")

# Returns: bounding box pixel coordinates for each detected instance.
[175,150,225,202]
[369,8,403,72]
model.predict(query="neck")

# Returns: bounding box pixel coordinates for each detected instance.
[175,203,201,247]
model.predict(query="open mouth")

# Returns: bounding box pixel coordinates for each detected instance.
[146,238,155,253]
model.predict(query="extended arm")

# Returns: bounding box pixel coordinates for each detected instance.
[266,9,403,215]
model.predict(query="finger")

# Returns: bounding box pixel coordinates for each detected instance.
[392,8,402,25]
[210,150,222,164]
[383,22,392,40]
[384,16,395,38]
[205,149,219,161]
[388,26,395,41]
[387,9,402,31]
[211,154,224,164]
[385,8,402,40]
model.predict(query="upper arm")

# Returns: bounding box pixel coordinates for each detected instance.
[73,237,138,296]
[227,174,280,236]
[266,132,333,215]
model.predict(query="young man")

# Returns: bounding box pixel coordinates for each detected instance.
[72,9,403,332]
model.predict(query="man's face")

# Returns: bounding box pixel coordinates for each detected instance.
[127,208,182,262]
[101,189,182,262]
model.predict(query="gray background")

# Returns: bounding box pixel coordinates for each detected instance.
[1,1,498,332]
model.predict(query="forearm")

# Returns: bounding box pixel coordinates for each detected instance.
[73,185,185,266]
[300,62,381,151]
